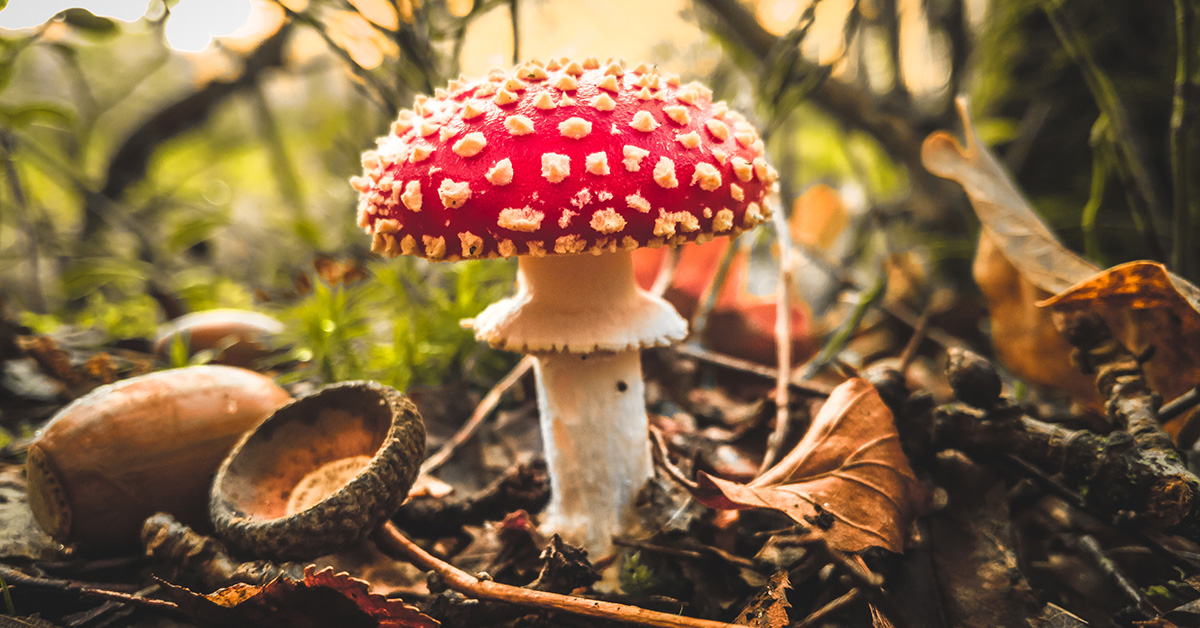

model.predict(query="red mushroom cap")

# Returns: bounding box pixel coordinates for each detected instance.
[353,57,777,261]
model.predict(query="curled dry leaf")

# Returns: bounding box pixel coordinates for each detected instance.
[921,98,1101,403]
[1038,261,1200,435]
[161,564,439,628]
[694,378,920,553]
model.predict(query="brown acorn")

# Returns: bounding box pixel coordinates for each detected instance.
[25,365,292,550]
[153,309,284,368]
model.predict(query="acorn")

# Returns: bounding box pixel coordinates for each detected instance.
[211,380,425,560]
[153,309,284,368]
[25,365,292,550]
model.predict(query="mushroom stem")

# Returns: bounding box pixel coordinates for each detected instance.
[471,251,687,556]
[534,349,652,555]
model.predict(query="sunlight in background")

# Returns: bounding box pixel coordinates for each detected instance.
[0,0,257,52]
[0,0,149,29]
[163,0,252,51]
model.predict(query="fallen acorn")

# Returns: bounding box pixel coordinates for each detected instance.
[25,365,293,550]
[211,380,425,561]
[153,309,284,368]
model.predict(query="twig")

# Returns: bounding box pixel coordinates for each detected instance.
[998,454,1200,572]
[795,588,862,628]
[420,355,535,475]
[1040,0,1168,260]
[937,400,1200,542]
[649,245,680,298]
[0,565,178,613]
[1160,383,1200,423]
[802,536,910,628]
[612,536,756,570]
[377,522,751,628]
[896,297,935,372]
[668,344,834,396]
[268,1,396,110]
[1075,535,1158,618]
[690,237,741,338]
[1170,0,1200,276]
[759,208,797,474]
[649,426,700,491]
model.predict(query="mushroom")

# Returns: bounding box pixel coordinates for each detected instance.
[352,57,777,555]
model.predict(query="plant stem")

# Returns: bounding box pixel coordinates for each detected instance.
[1171,0,1200,277]
[1040,0,1168,261]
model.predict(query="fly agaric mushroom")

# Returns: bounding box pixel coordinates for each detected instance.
[352,57,777,555]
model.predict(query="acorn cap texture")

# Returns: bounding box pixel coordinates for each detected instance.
[210,380,425,560]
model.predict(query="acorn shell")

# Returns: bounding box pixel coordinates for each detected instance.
[210,380,425,560]
[25,365,293,549]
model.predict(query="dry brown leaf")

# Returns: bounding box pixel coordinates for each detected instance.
[922,98,1099,293]
[972,231,1101,402]
[694,378,920,553]
[162,564,439,628]
[1038,261,1200,434]
[733,571,791,628]
[922,98,1102,403]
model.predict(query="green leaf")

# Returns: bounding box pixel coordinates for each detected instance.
[0,103,73,129]
[59,8,119,37]
[0,0,9,11]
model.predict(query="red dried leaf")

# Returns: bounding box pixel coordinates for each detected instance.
[695,378,920,553]
[162,565,439,628]
[632,239,816,365]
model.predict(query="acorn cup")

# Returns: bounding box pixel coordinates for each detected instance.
[25,365,293,550]
[209,380,425,561]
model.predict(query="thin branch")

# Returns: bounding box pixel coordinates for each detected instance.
[667,344,834,396]
[896,297,935,371]
[795,588,863,628]
[420,355,535,475]
[377,522,751,628]
[612,536,756,570]
[0,566,178,613]
[649,245,680,298]
[1075,535,1158,618]
[759,209,797,473]
[270,2,396,110]
[689,236,741,338]
[650,425,700,491]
